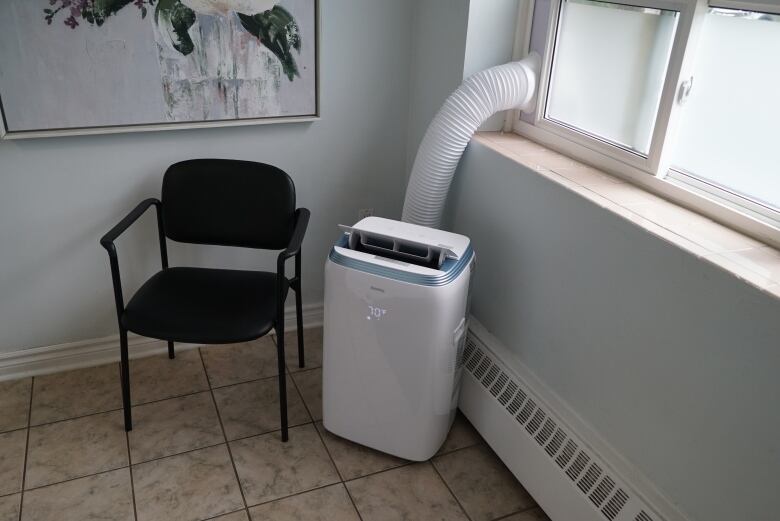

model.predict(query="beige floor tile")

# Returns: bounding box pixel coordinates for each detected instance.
[21,468,133,521]
[278,327,322,373]
[0,430,27,496]
[230,423,339,506]
[30,364,120,426]
[501,507,552,521]
[248,483,360,521]
[0,493,20,521]
[201,337,279,388]
[25,410,127,489]
[315,422,407,480]
[213,376,310,441]
[132,444,243,521]
[291,368,322,421]
[211,510,249,521]
[433,444,535,521]
[0,379,31,433]
[346,462,468,521]
[130,349,209,405]
[128,392,224,463]
[436,412,482,455]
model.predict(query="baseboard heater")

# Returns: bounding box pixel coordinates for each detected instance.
[458,327,666,521]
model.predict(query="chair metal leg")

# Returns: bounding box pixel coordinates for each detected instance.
[168,341,175,359]
[119,329,132,431]
[276,323,289,442]
[295,287,305,369]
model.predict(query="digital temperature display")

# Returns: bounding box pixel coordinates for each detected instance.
[366,305,387,321]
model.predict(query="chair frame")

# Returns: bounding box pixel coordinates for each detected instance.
[100,197,310,442]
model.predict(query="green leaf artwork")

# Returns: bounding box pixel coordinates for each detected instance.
[43,0,302,79]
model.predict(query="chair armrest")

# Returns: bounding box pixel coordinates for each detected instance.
[100,198,161,251]
[100,198,162,321]
[279,208,311,261]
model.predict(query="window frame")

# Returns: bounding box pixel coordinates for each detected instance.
[511,0,780,248]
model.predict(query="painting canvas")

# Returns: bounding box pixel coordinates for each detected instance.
[0,0,318,137]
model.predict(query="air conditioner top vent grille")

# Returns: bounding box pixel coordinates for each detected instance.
[462,331,664,521]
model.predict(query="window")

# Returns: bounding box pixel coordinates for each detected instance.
[515,0,780,238]
[546,0,678,155]
[668,8,780,215]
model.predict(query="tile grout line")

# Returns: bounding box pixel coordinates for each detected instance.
[122,356,140,521]
[430,460,474,521]
[126,430,139,521]
[287,349,365,521]
[17,376,34,521]
[492,505,544,521]
[199,347,252,514]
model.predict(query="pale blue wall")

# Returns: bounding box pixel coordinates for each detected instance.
[406,0,471,171]
[446,141,780,521]
[0,0,415,352]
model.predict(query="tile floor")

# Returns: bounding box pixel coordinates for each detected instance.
[0,327,550,521]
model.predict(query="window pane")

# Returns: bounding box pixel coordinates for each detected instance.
[670,9,780,212]
[546,0,678,155]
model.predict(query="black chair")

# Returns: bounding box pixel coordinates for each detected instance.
[100,159,310,442]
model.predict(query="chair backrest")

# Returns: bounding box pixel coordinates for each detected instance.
[161,159,296,250]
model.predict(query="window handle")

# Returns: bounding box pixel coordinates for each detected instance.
[678,77,694,105]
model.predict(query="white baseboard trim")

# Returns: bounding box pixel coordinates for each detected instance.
[461,317,688,521]
[0,302,324,382]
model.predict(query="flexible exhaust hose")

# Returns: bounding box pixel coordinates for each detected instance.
[401,53,541,228]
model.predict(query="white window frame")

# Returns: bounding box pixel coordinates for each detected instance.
[511,0,780,248]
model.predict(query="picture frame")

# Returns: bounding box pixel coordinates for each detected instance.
[0,0,320,140]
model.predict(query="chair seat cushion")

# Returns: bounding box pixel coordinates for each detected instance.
[122,267,286,344]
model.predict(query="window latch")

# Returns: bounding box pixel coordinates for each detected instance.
[678,77,694,105]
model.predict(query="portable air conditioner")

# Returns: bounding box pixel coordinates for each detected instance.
[322,217,475,461]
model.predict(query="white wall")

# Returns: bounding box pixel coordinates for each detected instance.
[0,0,415,353]
[445,141,780,521]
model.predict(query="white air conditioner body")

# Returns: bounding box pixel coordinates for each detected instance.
[322,217,475,461]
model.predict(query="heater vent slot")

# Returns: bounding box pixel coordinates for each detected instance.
[517,399,537,425]
[556,439,578,469]
[489,372,509,397]
[545,428,567,457]
[588,475,614,506]
[498,381,518,406]
[566,452,590,481]
[506,389,527,415]
[602,489,628,520]
[473,357,491,380]
[535,418,556,446]
[577,463,602,494]
[463,331,665,521]
[482,365,500,388]
[462,338,476,363]
[526,409,546,435]
[465,348,483,372]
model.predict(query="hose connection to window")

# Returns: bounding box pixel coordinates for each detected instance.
[401,53,541,228]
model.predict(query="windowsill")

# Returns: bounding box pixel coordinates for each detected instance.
[475,131,780,301]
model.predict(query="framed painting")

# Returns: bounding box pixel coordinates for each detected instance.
[0,0,319,139]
